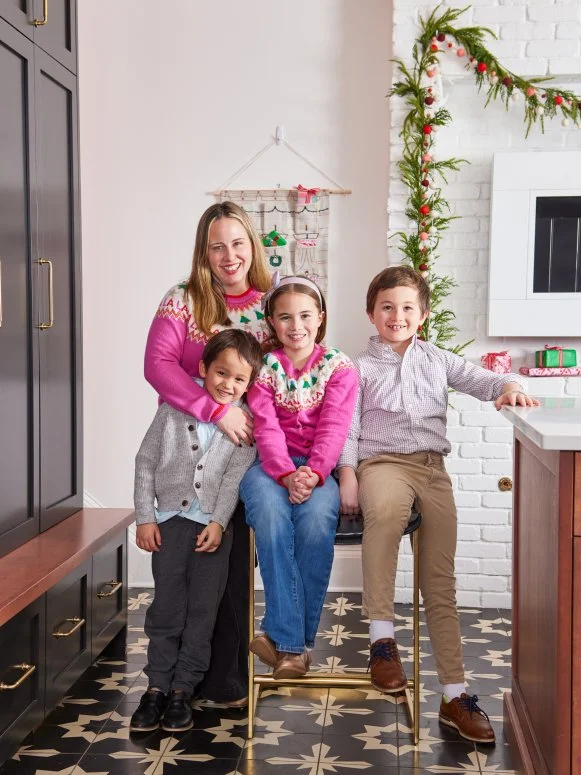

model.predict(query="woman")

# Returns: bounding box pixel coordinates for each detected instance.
[144,201,271,705]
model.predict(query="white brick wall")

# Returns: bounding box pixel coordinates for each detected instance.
[391,0,581,608]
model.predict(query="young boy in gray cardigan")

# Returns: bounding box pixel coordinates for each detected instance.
[130,329,263,734]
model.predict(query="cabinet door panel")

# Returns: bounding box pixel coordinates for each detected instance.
[92,533,128,658]
[0,19,39,558]
[0,0,34,38]
[0,598,45,764]
[35,50,82,532]
[31,0,76,73]
[45,559,91,712]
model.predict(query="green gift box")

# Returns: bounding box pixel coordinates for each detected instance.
[535,346,577,368]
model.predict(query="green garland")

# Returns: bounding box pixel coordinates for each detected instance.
[390,4,581,353]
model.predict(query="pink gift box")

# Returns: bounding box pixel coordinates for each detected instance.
[519,366,581,377]
[481,351,511,374]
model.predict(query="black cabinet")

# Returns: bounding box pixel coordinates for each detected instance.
[92,535,128,658]
[45,560,91,712]
[0,598,45,765]
[0,1,81,557]
[0,0,77,72]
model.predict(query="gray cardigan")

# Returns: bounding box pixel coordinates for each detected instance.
[134,402,256,529]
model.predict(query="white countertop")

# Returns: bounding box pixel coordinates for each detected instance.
[501,396,581,450]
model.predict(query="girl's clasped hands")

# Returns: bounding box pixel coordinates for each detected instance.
[282,465,319,504]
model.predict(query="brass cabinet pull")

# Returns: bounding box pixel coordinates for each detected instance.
[36,258,54,330]
[97,580,122,598]
[32,0,48,26]
[0,260,3,328]
[52,616,86,638]
[0,663,36,690]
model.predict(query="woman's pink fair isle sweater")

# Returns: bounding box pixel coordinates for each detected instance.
[247,344,359,485]
[144,282,270,422]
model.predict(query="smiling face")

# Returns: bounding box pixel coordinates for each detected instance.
[268,291,324,366]
[368,285,428,355]
[207,217,253,295]
[199,347,254,405]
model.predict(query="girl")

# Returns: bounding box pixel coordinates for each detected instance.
[240,275,359,679]
[144,201,271,706]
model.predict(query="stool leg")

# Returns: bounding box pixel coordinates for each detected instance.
[412,530,420,745]
[248,529,256,739]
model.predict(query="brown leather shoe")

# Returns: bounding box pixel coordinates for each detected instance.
[439,693,496,744]
[272,650,312,679]
[369,638,407,693]
[250,633,277,668]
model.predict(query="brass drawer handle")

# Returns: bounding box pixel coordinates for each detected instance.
[0,663,36,690]
[36,258,54,330]
[32,0,48,26]
[52,616,86,638]
[97,580,122,598]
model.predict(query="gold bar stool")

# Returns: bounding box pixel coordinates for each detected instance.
[247,510,422,744]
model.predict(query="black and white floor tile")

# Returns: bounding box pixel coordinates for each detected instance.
[0,590,517,774]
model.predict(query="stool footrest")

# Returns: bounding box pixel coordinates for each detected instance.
[253,673,374,687]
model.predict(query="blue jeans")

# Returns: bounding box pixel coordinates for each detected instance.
[240,457,339,653]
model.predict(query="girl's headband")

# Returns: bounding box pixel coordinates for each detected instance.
[260,271,323,311]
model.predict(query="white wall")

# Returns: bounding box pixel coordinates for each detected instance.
[390,0,581,607]
[78,1,392,585]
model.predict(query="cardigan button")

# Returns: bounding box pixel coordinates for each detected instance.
[195,482,201,489]
[197,464,203,470]
[192,444,198,451]
[188,424,194,431]
[181,500,188,507]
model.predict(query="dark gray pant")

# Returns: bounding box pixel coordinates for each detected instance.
[143,516,233,695]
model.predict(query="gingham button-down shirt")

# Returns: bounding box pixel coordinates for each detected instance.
[338,335,525,468]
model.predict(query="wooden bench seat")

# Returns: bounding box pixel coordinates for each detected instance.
[0,508,135,627]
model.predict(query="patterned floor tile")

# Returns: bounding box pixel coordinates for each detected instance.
[0,594,519,775]
[0,753,83,774]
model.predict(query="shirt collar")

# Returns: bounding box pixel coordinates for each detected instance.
[366,334,419,359]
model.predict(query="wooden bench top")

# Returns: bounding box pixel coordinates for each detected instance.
[0,508,135,627]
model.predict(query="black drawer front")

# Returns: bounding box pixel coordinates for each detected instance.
[92,531,127,656]
[0,598,45,763]
[45,560,91,711]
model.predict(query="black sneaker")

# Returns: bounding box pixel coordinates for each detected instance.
[161,689,193,732]
[129,688,167,732]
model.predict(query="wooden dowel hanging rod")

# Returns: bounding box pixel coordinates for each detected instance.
[210,187,352,196]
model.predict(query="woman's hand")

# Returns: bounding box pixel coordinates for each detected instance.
[136,523,162,552]
[195,522,223,552]
[217,405,254,446]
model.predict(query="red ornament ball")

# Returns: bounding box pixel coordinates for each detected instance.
[425,96,434,106]
[423,125,432,134]
[419,204,431,215]
[437,33,446,42]
[554,95,563,105]
[419,263,429,271]
[502,76,512,88]
[430,43,439,52]
[476,62,487,73]
[421,179,430,187]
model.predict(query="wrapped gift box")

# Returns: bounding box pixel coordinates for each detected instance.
[519,366,581,377]
[481,351,511,374]
[535,346,577,368]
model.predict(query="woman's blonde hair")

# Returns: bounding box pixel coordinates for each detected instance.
[184,201,271,335]
[263,278,327,352]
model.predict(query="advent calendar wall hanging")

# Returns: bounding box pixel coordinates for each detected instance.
[211,128,350,296]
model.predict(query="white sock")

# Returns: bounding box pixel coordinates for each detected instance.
[441,683,466,701]
[369,620,395,643]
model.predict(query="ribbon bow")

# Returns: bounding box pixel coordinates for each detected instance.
[296,184,320,204]
[545,345,563,351]
[260,271,281,311]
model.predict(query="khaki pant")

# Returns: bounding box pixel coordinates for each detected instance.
[358,452,464,684]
